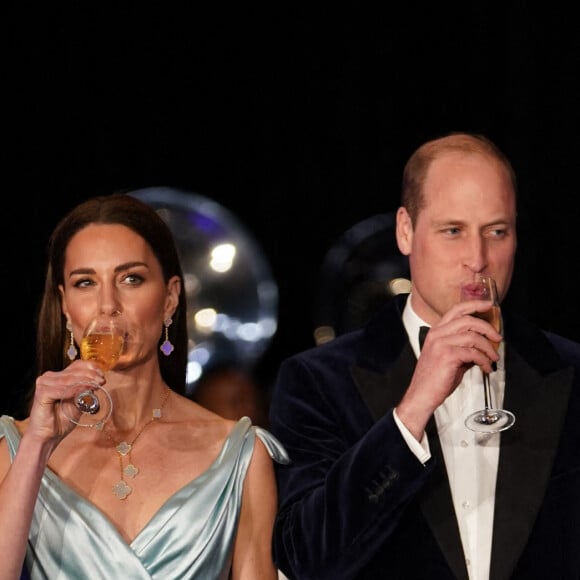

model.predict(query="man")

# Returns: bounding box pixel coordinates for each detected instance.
[269,133,580,579]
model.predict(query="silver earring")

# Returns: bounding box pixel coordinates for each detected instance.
[160,317,174,356]
[66,319,78,361]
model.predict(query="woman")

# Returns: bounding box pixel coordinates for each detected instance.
[0,193,289,579]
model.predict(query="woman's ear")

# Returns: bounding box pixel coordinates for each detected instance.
[58,284,69,319]
[164,275,181,319]
[396,207,413,257]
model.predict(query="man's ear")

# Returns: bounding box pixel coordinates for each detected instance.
[396,207,413,256]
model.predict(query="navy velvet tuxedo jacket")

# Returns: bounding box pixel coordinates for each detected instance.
[269,294,580,580]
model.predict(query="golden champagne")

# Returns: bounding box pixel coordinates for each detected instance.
[473,305,502,351]
[80,333,124,371]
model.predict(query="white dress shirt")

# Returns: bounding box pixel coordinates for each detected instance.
[393,294,506,580]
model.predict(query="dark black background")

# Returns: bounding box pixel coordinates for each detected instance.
[5,5,580,416]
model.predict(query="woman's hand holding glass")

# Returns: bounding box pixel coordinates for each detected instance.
[59,314,126,428]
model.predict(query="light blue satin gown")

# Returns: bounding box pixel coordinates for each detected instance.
[0,415,289,579]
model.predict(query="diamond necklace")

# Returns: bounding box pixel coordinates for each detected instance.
[103,387,171,500]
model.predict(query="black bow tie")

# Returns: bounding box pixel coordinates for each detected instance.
[419,326,430,350]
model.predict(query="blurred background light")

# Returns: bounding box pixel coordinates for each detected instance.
[130,187,278,394]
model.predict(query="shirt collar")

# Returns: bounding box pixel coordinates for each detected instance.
[402,293,429,359]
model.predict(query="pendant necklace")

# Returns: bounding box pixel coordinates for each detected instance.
[103,387,171,500]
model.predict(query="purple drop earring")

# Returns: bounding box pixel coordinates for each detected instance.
[66,319,78,361]
[160,317,174,356]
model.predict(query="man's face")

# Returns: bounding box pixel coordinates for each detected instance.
[396,151,517,325]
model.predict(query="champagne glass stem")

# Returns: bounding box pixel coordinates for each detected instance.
[482,372,493,412]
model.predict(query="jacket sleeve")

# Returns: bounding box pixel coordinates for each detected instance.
[269,355,435,580]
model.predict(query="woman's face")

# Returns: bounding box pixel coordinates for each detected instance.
[59,223,180,369]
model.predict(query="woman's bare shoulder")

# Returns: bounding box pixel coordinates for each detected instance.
[166,393,239,447]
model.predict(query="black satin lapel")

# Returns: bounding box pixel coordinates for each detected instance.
[351,343,417,421]
[352,344,469,580]
[420,418,470,580]
[490,350,574,580]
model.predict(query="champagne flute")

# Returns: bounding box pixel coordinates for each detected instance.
[460,274,515,433]
[60,314,126,428]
